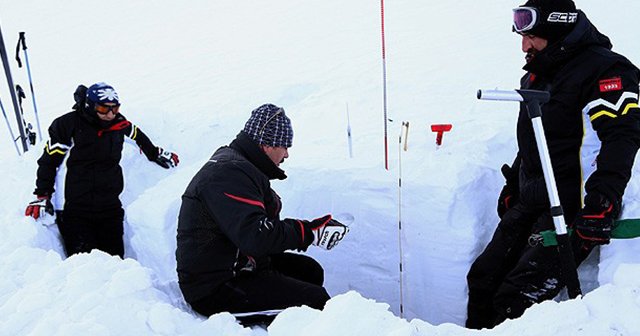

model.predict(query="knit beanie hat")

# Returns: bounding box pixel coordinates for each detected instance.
[520,0,578,43]
[242,104,293,148]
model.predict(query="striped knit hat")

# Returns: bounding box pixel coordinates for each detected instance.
[242,104,293,148]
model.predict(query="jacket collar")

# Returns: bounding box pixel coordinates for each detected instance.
[229,132,287,180]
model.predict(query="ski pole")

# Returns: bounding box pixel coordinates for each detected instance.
[0,24,28,152]
[0,96,20,155]
[478,88,582,299]
[15,32,42,140]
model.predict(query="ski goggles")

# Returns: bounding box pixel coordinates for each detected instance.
[512,7,539,34]
[94,104,120,115]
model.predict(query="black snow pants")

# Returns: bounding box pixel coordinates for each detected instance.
[57,208,125,258]
[190,252,330,316]
[466,203,592,329]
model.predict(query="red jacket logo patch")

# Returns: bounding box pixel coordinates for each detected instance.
[599,77,622,92]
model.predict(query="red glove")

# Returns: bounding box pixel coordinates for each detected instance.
[25,195,54,220]
[155,147,179,168]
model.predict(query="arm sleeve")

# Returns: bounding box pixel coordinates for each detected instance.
[124,121,158,161]
[583,62,640,202]
[34,116,73,196]
[200,165,306,257]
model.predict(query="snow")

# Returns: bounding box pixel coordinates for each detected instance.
[1,0,640,335]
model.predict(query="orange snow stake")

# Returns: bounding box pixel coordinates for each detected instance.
[430,124,452,147]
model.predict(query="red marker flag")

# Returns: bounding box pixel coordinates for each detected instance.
[431,124,452,146]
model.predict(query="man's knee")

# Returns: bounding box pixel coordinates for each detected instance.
[302,256,325,286]
[272,253,325,286]
[303,286,330,310]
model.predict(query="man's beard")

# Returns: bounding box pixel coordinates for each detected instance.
[525,48,536,63]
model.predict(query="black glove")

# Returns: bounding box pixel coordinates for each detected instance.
[25,195,54,220]
[497,163,519,218]
[574,193,619,245]
[154,147,179,169]
[301,214,350,250]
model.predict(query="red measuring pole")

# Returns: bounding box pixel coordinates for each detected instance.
[381,0,389,170]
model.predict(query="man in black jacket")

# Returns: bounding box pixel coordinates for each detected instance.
[176,103,349,316]
[466,0,640,329]
[25,82,179,258]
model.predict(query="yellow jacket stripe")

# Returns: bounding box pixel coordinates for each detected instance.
[590,110,617,121]
[45,141,70,155]
[129,125,138,140]
[622,103,640,115]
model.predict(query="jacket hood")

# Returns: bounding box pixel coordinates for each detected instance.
[230,132,287,180]
[523,11,612,76]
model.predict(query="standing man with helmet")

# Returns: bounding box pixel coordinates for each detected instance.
[466,0,640,329]
[25,82,179,258]
[176,103,349,317]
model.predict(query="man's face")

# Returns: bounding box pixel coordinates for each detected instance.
[261,145,289,166]
[95,102,120,121]
[521,34,548,63]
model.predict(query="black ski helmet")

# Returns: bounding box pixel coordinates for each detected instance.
[519,0,578,43]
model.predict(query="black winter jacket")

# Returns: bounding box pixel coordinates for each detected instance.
[176,132,312,304]
[514,11,640,219]
[34,106,158,215]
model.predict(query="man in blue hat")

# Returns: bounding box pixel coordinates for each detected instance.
[25,82,179,258]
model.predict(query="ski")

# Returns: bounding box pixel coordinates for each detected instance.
[0,23,28,152]
[16,84,36,145]
[15,32,42,140]
[0,96,20,155]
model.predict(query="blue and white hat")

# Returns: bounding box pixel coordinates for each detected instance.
[242,104,293,148]
[86,82,120,106]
